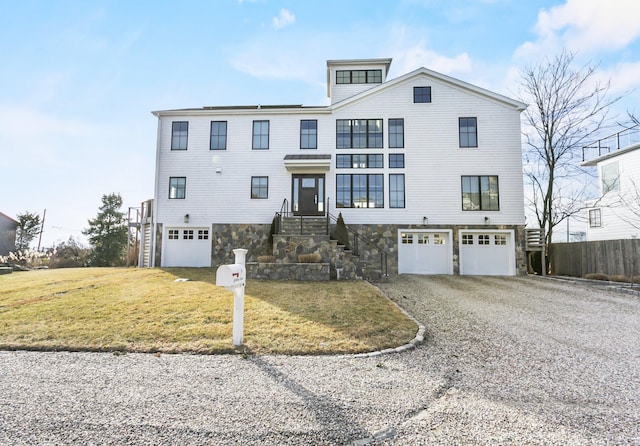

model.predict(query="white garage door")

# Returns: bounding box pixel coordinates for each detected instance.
[398,231,452,274]
[459,231,515,276]
[163,228,212,267]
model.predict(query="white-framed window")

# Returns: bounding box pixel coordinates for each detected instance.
[462,234,474,245]
[478,234,490,245]
[417,233,429,244]
[183,230,194,240]
[602,162,620,193]
[495,234,507,245]
[433,234,445,245]
[168,229,180,240]
[198,230,209,240]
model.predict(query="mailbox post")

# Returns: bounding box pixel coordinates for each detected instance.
[215,248,248,347]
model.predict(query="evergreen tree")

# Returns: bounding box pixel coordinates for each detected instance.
[331,212,351,250]
[83,193,128,266]
[15,211,41,251]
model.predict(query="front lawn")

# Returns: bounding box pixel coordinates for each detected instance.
[0,268,416,355]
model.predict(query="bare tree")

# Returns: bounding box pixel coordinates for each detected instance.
[519,49,623,247]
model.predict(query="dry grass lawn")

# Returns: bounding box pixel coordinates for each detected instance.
[0,268,416,355]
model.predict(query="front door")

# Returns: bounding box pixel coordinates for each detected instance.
[292,174,325,216]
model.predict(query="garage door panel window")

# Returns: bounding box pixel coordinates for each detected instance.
[461,175,499,211]
[462,234,474,244]
[198,230,209,240]
[417,233,428,244]
[433,234,445,245]
[168,229,179,240]
[401,233,413,244]
[495,234,507,245]
[183,230,194,240]
[478,234,490,245]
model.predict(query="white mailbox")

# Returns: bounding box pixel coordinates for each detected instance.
[216,264,246,288]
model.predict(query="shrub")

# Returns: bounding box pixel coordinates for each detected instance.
[49,237,91,268]
[331,213,350,250]
[609,274,630,283]
[298,253,322,263]
[257,255,275,263]
[584,273,609,281]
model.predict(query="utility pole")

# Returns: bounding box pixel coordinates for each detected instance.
[37,209,46,251]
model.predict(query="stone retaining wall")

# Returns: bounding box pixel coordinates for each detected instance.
[246,262,330,281]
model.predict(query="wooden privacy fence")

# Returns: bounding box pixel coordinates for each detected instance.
[550,239,640,278]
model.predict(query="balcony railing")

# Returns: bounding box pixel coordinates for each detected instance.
[582,124,640,162]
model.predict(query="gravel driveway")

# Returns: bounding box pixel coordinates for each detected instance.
[1,275,639,445]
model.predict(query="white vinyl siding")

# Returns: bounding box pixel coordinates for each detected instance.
[153,70,524,228]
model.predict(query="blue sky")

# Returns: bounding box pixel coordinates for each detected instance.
[2,0,639,247]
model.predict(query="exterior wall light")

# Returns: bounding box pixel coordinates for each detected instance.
[184,214,190,224]
[484,216,490,224]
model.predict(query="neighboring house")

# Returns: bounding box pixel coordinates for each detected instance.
[141,58,527,276]
[0,212,18,256]
[582,125,640,241]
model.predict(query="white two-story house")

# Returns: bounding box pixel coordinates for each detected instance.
[140,58,527,276]
[582,125,640,241]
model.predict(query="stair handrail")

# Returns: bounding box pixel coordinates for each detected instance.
[327,211,389,277]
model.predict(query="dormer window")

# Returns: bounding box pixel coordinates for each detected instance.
[336,70,382,84]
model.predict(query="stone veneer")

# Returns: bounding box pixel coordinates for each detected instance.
[347,223,527,276]
[246,262,330,281]
[159,222,526,278]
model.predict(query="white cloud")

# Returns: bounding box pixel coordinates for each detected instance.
[385,26,472,77]
[518,0,640,57]
[393,42,472,75]
[273,9,295,29]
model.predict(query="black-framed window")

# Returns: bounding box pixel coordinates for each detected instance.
[252,120,269,150]
[589,209,602,228]
[389,118,404,148]
[459,117,477,148]
[251,176,268,199]
[389,174,405,208]
[336,69,382,84]
[336,154,383,169]
[210,121,227,150]
[461,175,499,211]
[413,86,431,103]
[336,174,383,208]
[300,120,317,149]
[171,121,188,150]
[336,119,383,148]
[169,177,186,199]
[389,154,405,168]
